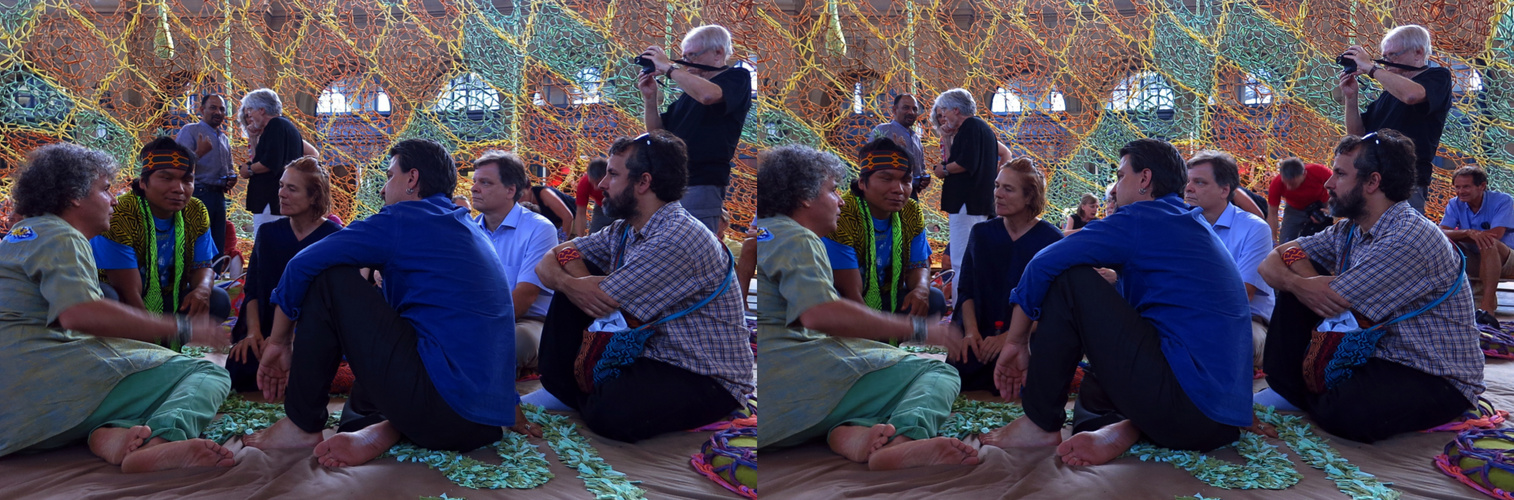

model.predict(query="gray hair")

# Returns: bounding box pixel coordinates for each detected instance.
[11,143,119,218]
[934,88,977,117]
[241,88,283,117]
[683,25,733,64]
[757,145,846,219]
[1383,25,1432,61]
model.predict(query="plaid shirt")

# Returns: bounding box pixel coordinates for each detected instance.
[575,201,754,401]
[1297,201,1484,402]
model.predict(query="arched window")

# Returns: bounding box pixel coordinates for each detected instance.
[852,81,865,114]
[734,60,759,98]
[317,77,392,114]
[991,87,1023,114]
[1107,71,1174,111]
[1242,71,1275,106]
[573,67,602,105]
[435,73,501,112]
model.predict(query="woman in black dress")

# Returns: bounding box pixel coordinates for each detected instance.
[1064,192,1100,232]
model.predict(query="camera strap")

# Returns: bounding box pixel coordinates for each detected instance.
[1374,59,1428,72]
[674,59,729,72]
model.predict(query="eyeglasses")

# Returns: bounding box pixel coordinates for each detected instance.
[1381,48,1408,60]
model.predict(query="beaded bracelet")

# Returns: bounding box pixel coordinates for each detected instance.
[556,247,583,267]
[1281,246,1309,267]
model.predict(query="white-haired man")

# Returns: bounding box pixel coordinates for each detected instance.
[635,24,754,236]
[931,88,997,300]
[1339,24,1452,213]
[238,89,306,234]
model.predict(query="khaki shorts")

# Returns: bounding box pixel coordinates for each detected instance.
[1457,240,1514,278]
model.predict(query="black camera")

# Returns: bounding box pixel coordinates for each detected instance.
[633,56,657,75]
[1337,53,1357,74]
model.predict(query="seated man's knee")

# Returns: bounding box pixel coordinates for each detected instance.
[1308,403,1385,443]
[928,287,947,316]
[1052,266,1105,290]
[209,286,231,319]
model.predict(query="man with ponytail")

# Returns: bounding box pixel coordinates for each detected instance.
[92,137,230,344]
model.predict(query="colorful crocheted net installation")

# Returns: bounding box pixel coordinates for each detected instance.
[1435,428,1514,500]
[1426,397,1510,433]
[2,1,1511,252]
[689,426,757,499]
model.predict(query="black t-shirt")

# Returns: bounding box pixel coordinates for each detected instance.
[1069,213,1087,229]
[530,185,577,228]
[1362,66,1452,186]
[940,116,999,216]
[247,116,304,214]
[661,66,753,187]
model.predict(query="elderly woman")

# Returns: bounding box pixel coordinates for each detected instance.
[950,158,1063,394]
[0,143,232,472]
[756,144,979,470]
[931,89,1007,301]
[981,138,1255,467]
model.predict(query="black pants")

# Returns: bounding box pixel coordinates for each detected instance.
[1264,288,1471,443]
[192,184,227,262]
[1023,267,1237,451]
[284,267,500,451]
[538,263,739,443]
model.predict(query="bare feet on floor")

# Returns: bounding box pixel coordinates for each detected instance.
[313,420,402,467]
[1056,419,1141,466]
[827,424,895,463]
[980,416,1062,449]
[867,437,982,470]
[243,417,324,450]
[120,438,235,473]
[89,425,151,465]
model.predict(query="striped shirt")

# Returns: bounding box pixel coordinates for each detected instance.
[1297,201,1484,402]
[575,201,754,402]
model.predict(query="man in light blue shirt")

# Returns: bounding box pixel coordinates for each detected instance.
[470,150,559,370]
[1186,151,1276,370]
[870,94,928,198]
[1440,166,1514,317]
[174,94,234,260]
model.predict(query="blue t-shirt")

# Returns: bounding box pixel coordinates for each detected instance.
[1009,194,1254,427]
[91,216,217,290]
[1441,191,1514,248]
[271,195,518,427]
[822,216,930,277]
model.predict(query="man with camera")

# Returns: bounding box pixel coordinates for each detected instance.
[1267,157,1333,244]
[1339,24,1452,213]
[175,94,237,262]
[635,24,753,236]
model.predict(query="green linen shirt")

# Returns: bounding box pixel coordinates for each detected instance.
[756,215,908,447]
[0,214,175,457]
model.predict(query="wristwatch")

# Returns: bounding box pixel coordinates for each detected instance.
[1367,65,1379,79]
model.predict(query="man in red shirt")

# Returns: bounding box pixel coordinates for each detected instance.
[1266,157,1332,244]
[570,158,611,237]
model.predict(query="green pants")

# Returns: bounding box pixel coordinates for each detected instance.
[28,356,231,451]
[772,355,959,448]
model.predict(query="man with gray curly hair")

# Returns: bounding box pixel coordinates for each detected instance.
[636,24,753,235]
[756,144,979,471]
[932,88,998,300]
[239,88,306,234]
[0,143,232,472]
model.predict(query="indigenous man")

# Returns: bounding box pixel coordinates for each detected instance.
[245,139,536,466]
[1,143,233,472]
[1439,166,1514,321]
[757,143,979,470]
[1186,150,1276,370]
[93,137,230,335]
[825,137,945,317]
[1259,130,1483,442]
[531,130,755,442]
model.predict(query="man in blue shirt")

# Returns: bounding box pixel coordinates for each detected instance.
[981,138,1254,467]
[870,94,928,198]
[1440,166,1514,319]
[174,94,235,263]
[1186,150,1276,370]
[824,138,944,318]
[469,150,559,371]
[244,139,537,466]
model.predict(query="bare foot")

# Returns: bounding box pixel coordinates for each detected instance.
[827,424,894,463]
[313,421,402,467]
[243,417,324,450]
[1056,419,1141,466]
[89,425,151,465]
[120,438,235,473]
[867,437,982,470]
[980,416,1062,449]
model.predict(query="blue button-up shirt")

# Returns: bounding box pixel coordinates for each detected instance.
[1442,191,1514,248]
[1210,203,1276,322]
[475,203,557,320]
[1009,194,1253,427]
[272,195,518,426]
[174,121,233,187]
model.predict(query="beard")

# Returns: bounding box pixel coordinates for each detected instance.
[601,183,639,220]
[1328,183,1367,220]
